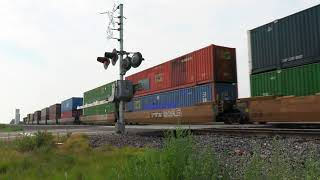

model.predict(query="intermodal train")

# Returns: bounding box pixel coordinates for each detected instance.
[24,4,320,125]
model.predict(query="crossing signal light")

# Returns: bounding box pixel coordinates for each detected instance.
[131,52,144,68]
[97,57,111,69]
[98,50,143,72]
[105,49,119,65]
[103,60,110,70]
[121,56,132,75]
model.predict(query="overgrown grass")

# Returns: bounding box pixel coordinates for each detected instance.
[0,130,320,179]
[0,132,143,180]
[113,130,229,180]
[113,131,320,180]
[0,124,22,132]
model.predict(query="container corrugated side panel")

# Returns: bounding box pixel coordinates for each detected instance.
[281,62,320,96]
[126,83,213,112]
[194,83,213,103]
[250,70,282,97]
[250,22,280,74]
[41,108,49,120]
[30,114,34,121]
[71,98,83,110]
[34,111,41,123]
[84,82,115,105]
[61,110,82,119]
[215,83,238,101]
[214,46,238,82]
[49,104,61,120]
[149,63,171,94]
[27,114,31,122]
[126,70,150,96]
[280,5,320,68]
[251,62,320,97]
[171,53,195,87]
[126,101,134,112]
[83,103,115,116]
[61,98,72,112]
[195,45,214,84]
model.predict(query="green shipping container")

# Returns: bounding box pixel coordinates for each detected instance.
[251,63,320,97]
[249,5,320,74]
[83,81,116,116]
[83,103,115,116]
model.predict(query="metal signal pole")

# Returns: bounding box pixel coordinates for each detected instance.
[116,3,125,133]
[95,4,143,133]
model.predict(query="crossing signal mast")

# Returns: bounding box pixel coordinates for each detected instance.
[98,4,144,134]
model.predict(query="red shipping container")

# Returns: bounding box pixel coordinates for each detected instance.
[126,44,237,97]
[49,104,61,120]
[61,110,82,119]
[171,54,195,87]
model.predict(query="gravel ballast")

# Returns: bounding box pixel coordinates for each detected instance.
[89,133,320,177]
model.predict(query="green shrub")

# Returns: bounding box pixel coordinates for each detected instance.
[60,133,90,153]
[114,129,224,180]
[34,131,54,148]
[16,131,54,152]
[304,154,320,180]
[0,124,22,132]
[243,151,266,180]
[16,135,36,152]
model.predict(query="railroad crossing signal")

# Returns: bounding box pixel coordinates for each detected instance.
[98,3,144,134]
[97,48,119,70]
[121,56,132,75]
[131,52,144,68]
[97,49,144,73]
[120,52,144,75]
[105,49,119,65]
[97,57,110,69]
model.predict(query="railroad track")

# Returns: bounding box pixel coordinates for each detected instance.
[192,127,320,137]
[11,124,320,137]
[129,125,320,137]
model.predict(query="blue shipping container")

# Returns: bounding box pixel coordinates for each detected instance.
[215,83,238,101]
[61,97,83,113]
[126,83,237,112]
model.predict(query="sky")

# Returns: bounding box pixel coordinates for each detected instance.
[0,0,319,123]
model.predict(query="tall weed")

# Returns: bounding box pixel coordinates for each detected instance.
[16,131,54,152]
[114,129,223,180]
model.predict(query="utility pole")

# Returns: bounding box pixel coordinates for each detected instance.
[116,4,125,133]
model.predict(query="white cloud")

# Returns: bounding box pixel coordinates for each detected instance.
[0,0,319,123]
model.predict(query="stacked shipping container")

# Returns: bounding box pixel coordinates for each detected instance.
[61,97,83,120]
[81,82,116,124]
[125,44,238,118]
[34,111,41,125]
[23,117,27,124]
[82,82,116,116]
[126,44,237,97]
[48,104,61,124]
[249,4,320,97]
[251,63,320,96]
[40,108,49,124]
[27,114,32,124]
[127,83,237,112]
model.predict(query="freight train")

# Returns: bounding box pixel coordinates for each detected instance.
[24,4,320,125]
